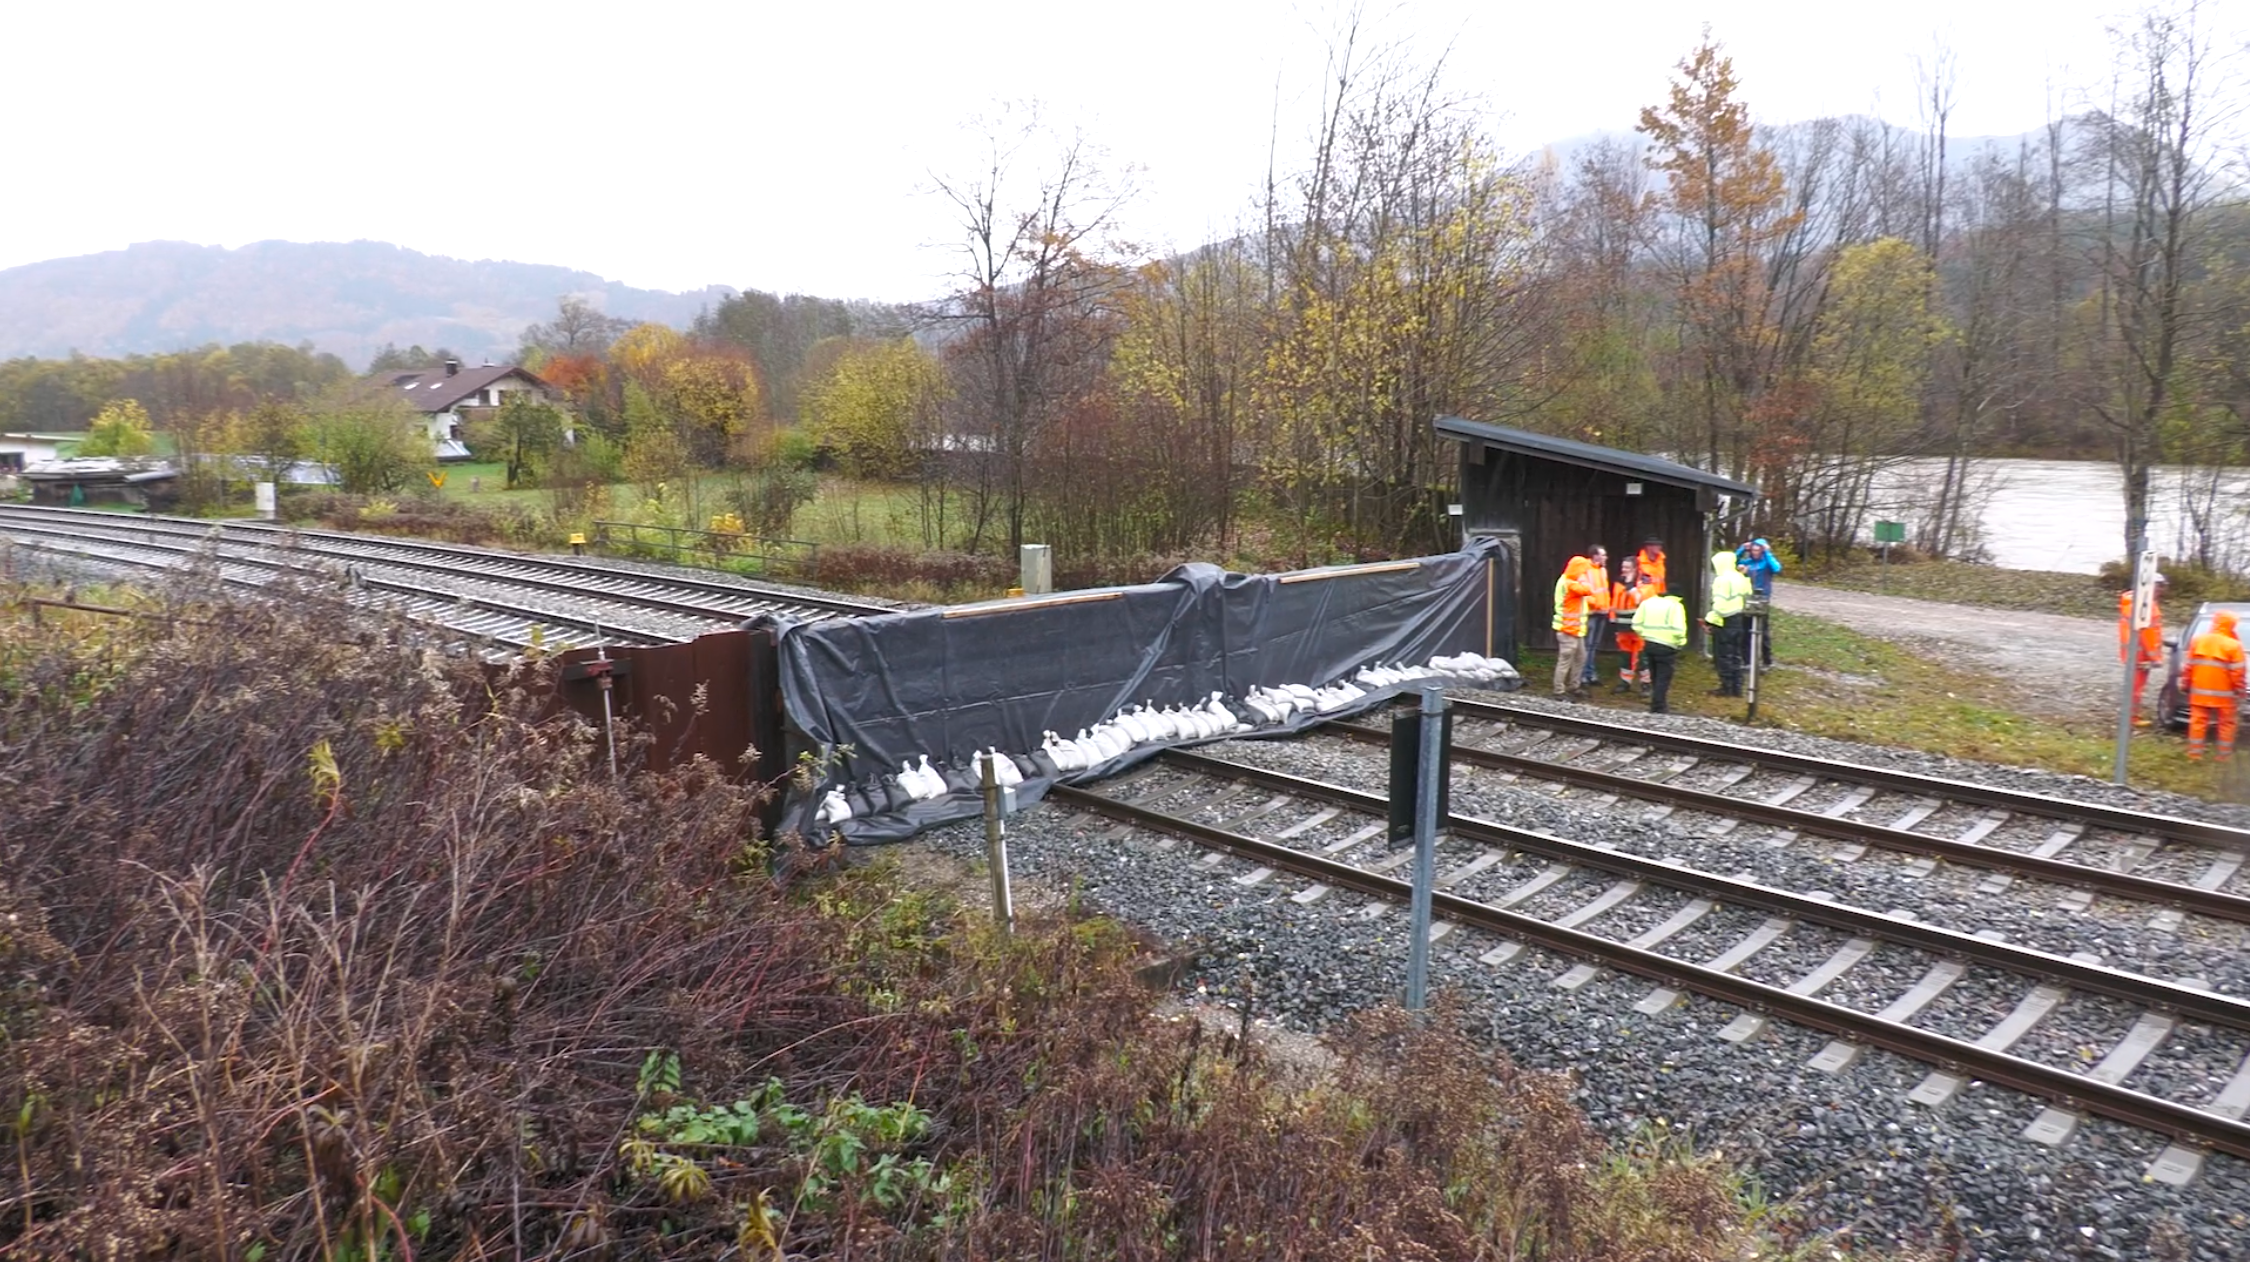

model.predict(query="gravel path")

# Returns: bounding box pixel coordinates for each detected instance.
[1782,580,2119,721]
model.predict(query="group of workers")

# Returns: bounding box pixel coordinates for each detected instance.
[1551,537,1783,715]
[2120,574,2248,760]
[1547,536,2250,764]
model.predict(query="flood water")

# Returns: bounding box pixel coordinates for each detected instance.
[1856,458,2250,575]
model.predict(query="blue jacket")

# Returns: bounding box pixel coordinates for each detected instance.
[1737,538,1781,598]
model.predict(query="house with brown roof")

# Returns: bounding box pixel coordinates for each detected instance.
[383,359,557,460]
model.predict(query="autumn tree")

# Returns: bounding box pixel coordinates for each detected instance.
[520,295,632,359]
[1779,237,1945,553]
[78,399,157,457]
[1252,18,1546,555]
[1637,33,1803,479]
[932,112,1133,553]
[367,344,459,373]
[2082,2,2238,560]
[484,394,568,489]
[304,388,424,494]
[695,290,905,423]
[1101,248,1265,555]
[801,337,947,480]
[230,398,306,482]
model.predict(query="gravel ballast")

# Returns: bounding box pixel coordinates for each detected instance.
[911,694,2250,1260]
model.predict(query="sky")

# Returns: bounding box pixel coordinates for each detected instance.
[1,0,2188,304]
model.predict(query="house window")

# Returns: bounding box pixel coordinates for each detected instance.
[450,423,463,440]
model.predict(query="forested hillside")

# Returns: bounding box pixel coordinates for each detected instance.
[0,240,731,367]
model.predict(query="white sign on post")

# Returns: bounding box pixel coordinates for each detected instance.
[254,481,277,520]
[2131,549,2160,630]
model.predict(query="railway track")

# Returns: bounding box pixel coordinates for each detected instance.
[1306,699,2250,931]
[0,522,671,651]
[1054,747,2250,1183]
[0,504,892,647]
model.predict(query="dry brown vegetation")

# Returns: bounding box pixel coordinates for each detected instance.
[1,583,1879,1258]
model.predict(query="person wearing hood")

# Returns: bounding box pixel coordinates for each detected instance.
[2183,609,2246,760]
[1551,547,1610,700]
[1705,549,1753,697]
[2120,573,2169,727]
[1736,537,1782,669]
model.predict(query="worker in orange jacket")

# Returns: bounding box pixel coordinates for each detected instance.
[2118,574,2168,726]
[1609,554,1650,692]
[1635,538,1667,596]
[1551,547,1610,700]
[2184,610,2246,760]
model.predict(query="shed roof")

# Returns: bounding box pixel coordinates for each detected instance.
[1436,416,1760,498]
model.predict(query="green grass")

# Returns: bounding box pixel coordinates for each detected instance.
[1792,556,2115,620]
[1527,609,2234,801]
[430,461,551,506]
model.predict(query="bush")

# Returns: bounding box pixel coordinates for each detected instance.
[284,490,541,546]
[727,465,820,538]
[0,588,1829,1258]
[812,543,1016,599]
[2095,558,2250,606]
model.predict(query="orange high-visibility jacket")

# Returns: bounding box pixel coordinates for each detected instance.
[1610,579,1647,652]
[1551,556,1609,637]
[2118,591,2163,664]
[1636,548,1667,596]
[2185,612,2246,705]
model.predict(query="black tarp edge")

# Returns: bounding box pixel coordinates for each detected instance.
[776,541,1514,844]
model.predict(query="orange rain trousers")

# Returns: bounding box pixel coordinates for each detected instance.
[2189,705,2238,761]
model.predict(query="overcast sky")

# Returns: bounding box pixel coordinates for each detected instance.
[3,0,2202,303]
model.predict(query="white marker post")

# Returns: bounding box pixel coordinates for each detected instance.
[2114,545,2157,786]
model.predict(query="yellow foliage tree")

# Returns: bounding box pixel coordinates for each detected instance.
[801,338,946,479]
[610,323,688,384]
[78,399,158,458]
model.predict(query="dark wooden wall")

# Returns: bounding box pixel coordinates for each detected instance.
[1459,448,1712,653]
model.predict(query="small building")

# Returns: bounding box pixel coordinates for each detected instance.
[380,360,556,461]
[0,431,87,472]
[1437,416,1758,659]
[22,458,180,510]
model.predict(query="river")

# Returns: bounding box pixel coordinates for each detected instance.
[1855,458,2250,575]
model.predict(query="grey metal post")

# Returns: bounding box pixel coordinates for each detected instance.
[1407,683,1446,1011]
[1744,601,1763,722]
[982,755,1014,934]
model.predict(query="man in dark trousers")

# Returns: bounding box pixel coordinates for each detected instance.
[1633,587,1689,713]
[1705,549,1752,697]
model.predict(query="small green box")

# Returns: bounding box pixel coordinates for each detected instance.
[1873,521,1907,544]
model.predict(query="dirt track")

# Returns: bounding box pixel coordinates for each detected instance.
[1778,581,2121,721]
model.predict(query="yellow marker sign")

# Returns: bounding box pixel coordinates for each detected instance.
[426,470,447,488]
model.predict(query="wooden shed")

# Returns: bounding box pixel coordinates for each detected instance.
[1436,417,1758,658]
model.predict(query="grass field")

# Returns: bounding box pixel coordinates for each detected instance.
[429,466,942,547]
[1521,608,2233,800]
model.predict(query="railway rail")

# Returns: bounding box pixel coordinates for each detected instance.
[0,504,892,647]
[1055,747,2250,1181]
[1314,700,2250,929]
[1,522,672,651]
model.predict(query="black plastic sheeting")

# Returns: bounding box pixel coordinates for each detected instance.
[776,540,1513,843]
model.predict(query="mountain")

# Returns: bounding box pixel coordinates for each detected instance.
[0,240,735,367]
